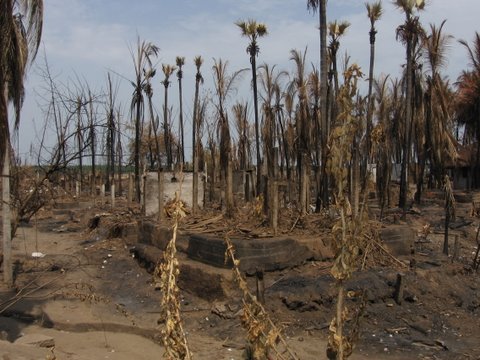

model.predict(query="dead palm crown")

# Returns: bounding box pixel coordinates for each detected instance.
[161,63,177,169]
[236,19,268,196]
[0,0,43,169]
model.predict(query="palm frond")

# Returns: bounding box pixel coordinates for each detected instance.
[423,20,452,74]
[307,0,320,13]
[235,19,268,38]
[176,56,185,67]
[366,1,383,25]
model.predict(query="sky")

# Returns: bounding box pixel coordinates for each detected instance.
[17,0,480,163]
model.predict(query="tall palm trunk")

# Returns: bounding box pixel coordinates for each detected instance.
[319,0,329,209]
[1,85,12,286]
[176,58,185,166]
[88,95,96,197]
[192,71,201,213]
[134,92,142,202]
[251,53,262,196]
[1,0,43,286]
[212,59,244,217]
[106,77,115,192]
[76,100,83,192]
[116,112,123,196]
[365,3,383,188]
[236,20,267,198]
[160,65,176,171]
[395,0,425,210]
[163,84,171,169]
[365,27,377,189]
[151,111,165,221]
[399,35,413,210]
[2,143,12,285]
[130,40,159,204]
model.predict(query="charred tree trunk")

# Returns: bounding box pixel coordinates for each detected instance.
[2,147,12,286]
[251,54,262,197]
[192,74,201,213]
[319,0,329,209]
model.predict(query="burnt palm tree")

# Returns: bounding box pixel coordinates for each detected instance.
[1,0,43,167]
[1,0,43,285]
[283,88,297,202]
[211,58,246,217]
[328,20,350,97]
[457,32,480,186]
[115,107,123,196]
[394,0,425,210]
[258,64,288,183]
[364,1,383,187]
[161,63,176,169]
[373,75,392,218]
[259,63,288,218]
[233,102,250,171]
[236,19,268,196]
[75,94,85,190]
[273,76,289,182]
[176,56,186,166]
[129,38,159,202]
[307,0,329,208]
[289,48,311,215]
[192,55,204,213]
[105,73,117,191]
[143,62,157,169]
[87,89,97,196]
[420,20,455,198]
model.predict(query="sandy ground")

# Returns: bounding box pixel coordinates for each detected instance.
[0,188,479,359]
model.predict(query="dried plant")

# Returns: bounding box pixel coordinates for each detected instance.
[418,223,432,240]
[54,282,109,304]
[155,193,192,359]
[326,64,370,359]
[443,175,455,256]
[46,346,57,360]
[224,234,298,360]
[250,194,265,220]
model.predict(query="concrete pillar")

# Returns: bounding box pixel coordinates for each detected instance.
[111,184,115,208]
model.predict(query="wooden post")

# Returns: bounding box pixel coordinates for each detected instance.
[272,148,279,235]
[76,181,80,198]
[255,269,265,304]
[91,171,96,198]
[92,173,97,206]
[452,235,459,262]
[244,170,250,202]
[158,169,164,222]
[2,148,12,286]
[141,172,147,215]
[249,170,255,200]
[128,173,134,203]
[111,184,115,209]
[202,173,206,210]
[443,211,450,256]
[473,224,480,270]
[300,152,308,215]
[393,273,404,305]
[226,158,234,217]
[192,141,199,214]
[100,184,105,206]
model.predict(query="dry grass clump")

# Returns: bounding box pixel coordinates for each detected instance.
[326,64,371,359]
[155,193,192,359]
[224,234,298,360]
[54,282,109,304]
